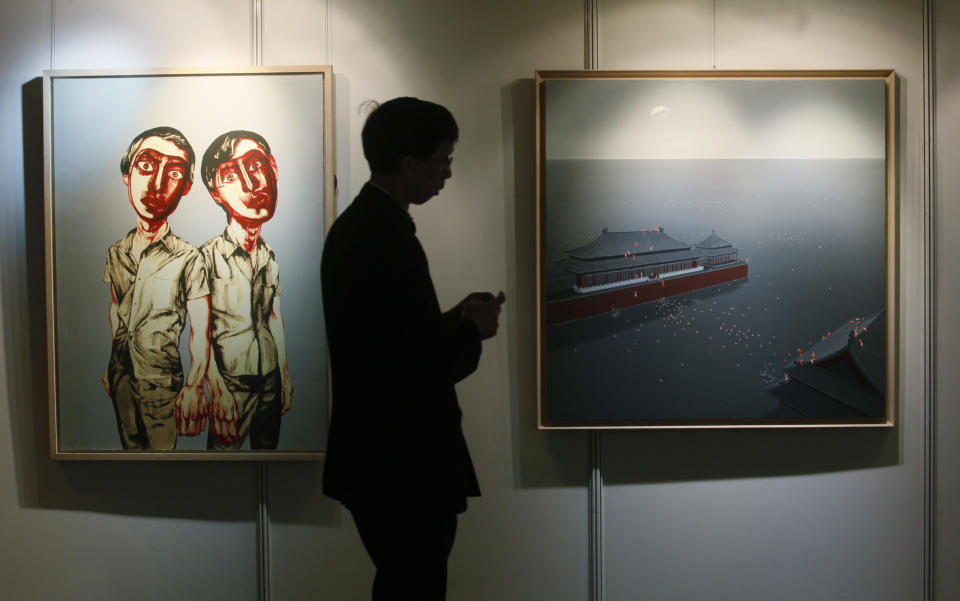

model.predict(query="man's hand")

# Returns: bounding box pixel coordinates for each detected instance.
[208,373,240,445]
[281,366,294,415]
[175,383,208,437]
[461,290,506,340]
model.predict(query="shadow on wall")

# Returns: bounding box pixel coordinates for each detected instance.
[263,462,342,527]
[601,426,898,485]
[6,78,257,522]
[502,78,592,490]
[501,76,899,488]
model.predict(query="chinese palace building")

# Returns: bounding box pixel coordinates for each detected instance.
[545,226,748,325]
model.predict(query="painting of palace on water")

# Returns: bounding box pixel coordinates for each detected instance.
[536,70,896,429]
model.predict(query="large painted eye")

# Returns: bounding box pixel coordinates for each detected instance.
[220,169,239,184]
[136,160,155,173]
[169,169,184,180]
[248,160,263,172]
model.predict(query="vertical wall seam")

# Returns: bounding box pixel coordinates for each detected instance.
[50,0,55,69]
[326,0,333,66]
[257,462,271,601]
[585,0,598,70]
[589,431,603,601]
[712,0,717,69]
[253,0,263,67]
[921,1,936,599]
[584,3,602,598]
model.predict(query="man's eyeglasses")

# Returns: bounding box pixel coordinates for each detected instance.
[424,155,453,168]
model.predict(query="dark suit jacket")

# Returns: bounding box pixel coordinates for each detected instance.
[321,183,482,514]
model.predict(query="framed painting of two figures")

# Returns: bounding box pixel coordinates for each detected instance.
[537,70,897,429]
[44,67,334,459]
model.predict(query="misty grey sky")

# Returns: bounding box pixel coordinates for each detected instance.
[544,77,886,160]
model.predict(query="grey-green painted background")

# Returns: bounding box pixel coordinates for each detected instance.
[51,73,328,451]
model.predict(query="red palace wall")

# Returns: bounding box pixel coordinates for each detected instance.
[545,263,749,326]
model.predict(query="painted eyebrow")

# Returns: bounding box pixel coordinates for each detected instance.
[218,149,269,171]
[236,149,270,162]
[136,148,188,165]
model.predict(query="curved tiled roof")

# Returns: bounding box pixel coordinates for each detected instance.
[696,230,732,249]
[565,227,689,260]
[556,226,741,275]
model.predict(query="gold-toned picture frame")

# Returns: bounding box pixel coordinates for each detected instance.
[45,66,335,459]
[536,70,896,429]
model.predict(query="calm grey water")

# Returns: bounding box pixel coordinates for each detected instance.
[544,159,886,421]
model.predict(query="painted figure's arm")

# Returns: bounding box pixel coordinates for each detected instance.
[269,298,293,414]
[102,285,119,395]
[206,353,240,444]
[175,295,211,436]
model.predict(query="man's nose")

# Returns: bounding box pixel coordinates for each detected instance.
[239,164,256,192]
[151,159,167,191]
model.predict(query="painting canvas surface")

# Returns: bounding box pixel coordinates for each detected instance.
[539,74,891,426]
[49,70,329,453]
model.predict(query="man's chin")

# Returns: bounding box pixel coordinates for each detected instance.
[136,208,170,222]
[231,210,273,227]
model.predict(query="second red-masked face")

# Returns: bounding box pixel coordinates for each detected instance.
[212,138,278,225]
[123,136,192,223]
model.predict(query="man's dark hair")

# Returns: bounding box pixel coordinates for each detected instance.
[201,130,273,193]
[361,97,458,175]
[120,126,195,183]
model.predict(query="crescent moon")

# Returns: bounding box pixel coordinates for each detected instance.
[650,105,670,119]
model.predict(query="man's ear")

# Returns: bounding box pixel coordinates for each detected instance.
[182,180,192,197]
[397,155,416,175]
[122,172,129,186]
[268,155,278,179]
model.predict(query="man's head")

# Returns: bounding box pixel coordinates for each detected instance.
[201,130,278,226]
[120,126,195,223]
[362,97,457,205]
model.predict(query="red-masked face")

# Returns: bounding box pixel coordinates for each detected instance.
[123,136,192,223]
[212,138,278,226]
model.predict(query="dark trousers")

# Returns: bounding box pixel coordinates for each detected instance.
[207,369,282,450]
[107,339,181,450]
[349,506,458,601]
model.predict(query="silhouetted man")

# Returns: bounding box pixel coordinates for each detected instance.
[321,97,504,600]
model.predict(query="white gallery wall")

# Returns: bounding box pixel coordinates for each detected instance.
[0,1,956,600]
[935,1,960,599]
[600,1,926,600]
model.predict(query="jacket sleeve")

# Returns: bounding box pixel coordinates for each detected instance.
[323,213,480,421]
[440,309,482,385]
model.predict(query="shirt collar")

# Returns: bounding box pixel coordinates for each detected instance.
[157,224,177,252]
[222,224,243,252]
[221,225,270,262]
[122,223,176,253]
[363,182,415,234]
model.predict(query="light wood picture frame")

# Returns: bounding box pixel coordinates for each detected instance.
[536,70,897,429]
[44,66,335,459]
